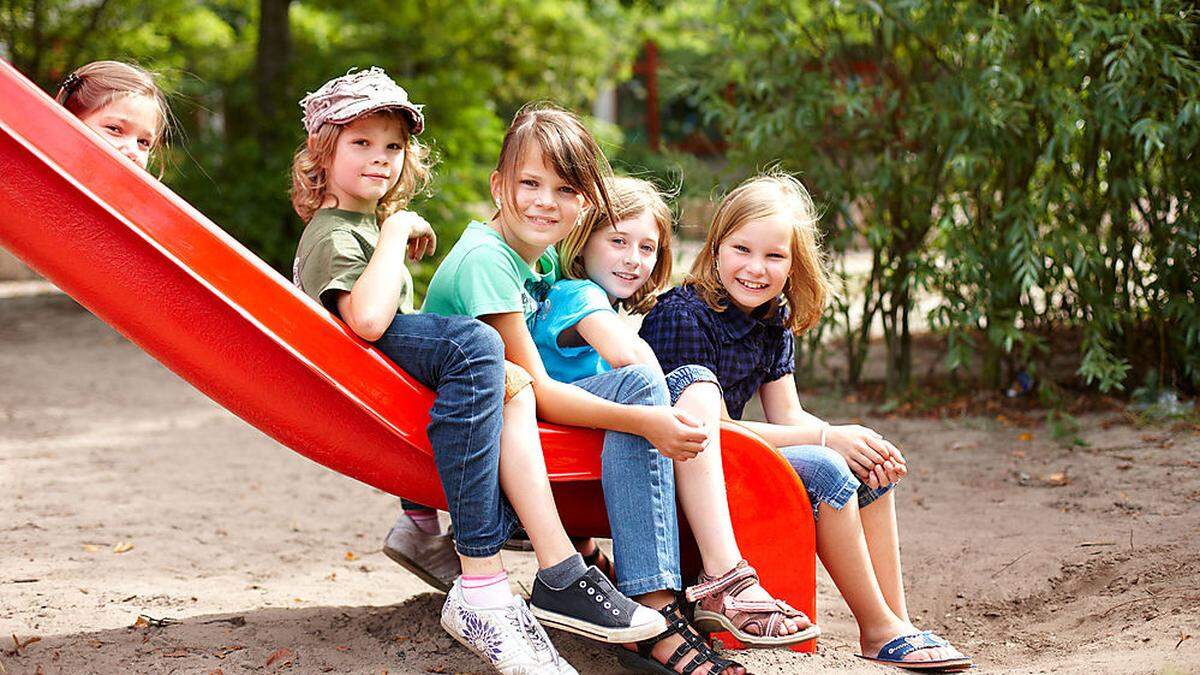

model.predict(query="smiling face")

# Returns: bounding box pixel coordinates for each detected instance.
[716,214,794,314]
[489,143,585,264]
[323,114,408,214]
[78,93,160,169]
[581,210,661,303]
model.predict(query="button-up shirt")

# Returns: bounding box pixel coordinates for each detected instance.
[639,285,795,419]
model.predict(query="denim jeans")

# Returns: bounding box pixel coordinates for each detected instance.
[778,444,895,521]
[570,364,681,596]
[372,313,517,557]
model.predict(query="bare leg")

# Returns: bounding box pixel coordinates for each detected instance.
[859,491,909,622]
[672,382,799,635]
[496,386,575,569]
[816,499,957,662]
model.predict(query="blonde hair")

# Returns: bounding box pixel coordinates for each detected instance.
[492,102,616,232]
[55,60,170,157]
[557,176,673,314]
[290,109,432,223]
[686,172,833,334]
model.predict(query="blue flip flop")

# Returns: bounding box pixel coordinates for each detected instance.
[856,631,973,671]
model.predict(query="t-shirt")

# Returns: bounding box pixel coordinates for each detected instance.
[422,220,557,327]
[531,278,616,383]
[293,208,415,315]
[639,285,794,419]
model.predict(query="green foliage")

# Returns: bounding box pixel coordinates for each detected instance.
[680,0,1200,396]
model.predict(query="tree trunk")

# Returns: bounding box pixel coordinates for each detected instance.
[255,0,293,148]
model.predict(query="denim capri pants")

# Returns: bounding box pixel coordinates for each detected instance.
[664,364,895,522]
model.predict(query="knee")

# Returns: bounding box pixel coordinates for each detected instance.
[614,364,669,406]
[789,445,856,486]
[453,317,504,365]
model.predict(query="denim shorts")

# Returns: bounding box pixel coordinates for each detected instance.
[779,444,895,521]
[663,364,721,405]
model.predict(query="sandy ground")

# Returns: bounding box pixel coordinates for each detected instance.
[1,290,1198,674]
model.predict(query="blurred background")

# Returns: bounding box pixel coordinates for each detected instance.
[2,0,1197,421]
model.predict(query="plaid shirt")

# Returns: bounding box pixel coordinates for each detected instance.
[640,285,794,419]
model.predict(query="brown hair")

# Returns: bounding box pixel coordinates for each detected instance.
[290,109,433,223]
[491,102,616,232]
[557,176,674,314]
[55,60,170,159]
[686,172,834,334]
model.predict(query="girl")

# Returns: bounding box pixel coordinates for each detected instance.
[640,173,973,671]
[290,69,663,675]
[423,108,804,675]
[55,60,170,171]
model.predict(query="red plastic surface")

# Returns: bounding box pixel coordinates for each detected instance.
[0,58,816,651]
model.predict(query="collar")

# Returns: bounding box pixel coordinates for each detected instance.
[713,297,789,341]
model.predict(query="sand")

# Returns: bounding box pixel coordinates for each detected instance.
[1,291,1197,674]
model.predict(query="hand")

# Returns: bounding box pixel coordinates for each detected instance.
[381,211,437,261]
[826,424,907,486]
[640,407,709,462]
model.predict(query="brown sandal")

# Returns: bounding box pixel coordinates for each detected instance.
[582,542,615,580]
[686,560,820,647]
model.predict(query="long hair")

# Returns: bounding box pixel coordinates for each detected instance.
[492,102,616,232]
[55,60,171,165]
[290,109,432,223]
[556,176,673,314]
[686,172,833,334]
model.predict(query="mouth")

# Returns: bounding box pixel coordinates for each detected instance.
[362,173,389,181]
[525,214,558,228]
[612,271,640,282]
[735,278,770,291]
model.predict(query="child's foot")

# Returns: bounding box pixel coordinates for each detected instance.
[858,625,972,671]
[441,579,576,674]
[530,565,667,643]
[382,515,460,592]
[687,560,819,646]
[618,597,745,675]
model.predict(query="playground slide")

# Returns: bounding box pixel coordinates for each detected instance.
[0,58,817,650]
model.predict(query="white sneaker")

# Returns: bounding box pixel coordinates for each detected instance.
[440,579,577,675]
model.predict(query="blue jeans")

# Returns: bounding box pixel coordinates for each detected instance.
[779,445,895,521]
[570,365,681,596]
[372,313,517,557]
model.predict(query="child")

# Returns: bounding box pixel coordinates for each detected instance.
[423,108,798,675]
[640,173,973,671]
[536,175,820,655]
[55,60,170,171]
[290,69,663,675]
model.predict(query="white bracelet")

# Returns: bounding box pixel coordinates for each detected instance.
[819,423,830,448]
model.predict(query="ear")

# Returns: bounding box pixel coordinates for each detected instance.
[488,170,502,207]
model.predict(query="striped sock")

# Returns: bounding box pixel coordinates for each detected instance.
[460,571,512,609]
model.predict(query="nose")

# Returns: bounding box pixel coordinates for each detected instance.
[746,257,766,276]
[533,186,554,208]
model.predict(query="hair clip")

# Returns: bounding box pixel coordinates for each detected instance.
[60,72,83,97]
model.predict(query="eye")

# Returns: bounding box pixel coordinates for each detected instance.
[610,236,626,246]
[767,252,787,259]
[558,185,578,195]
[104,124,121,134]
[137,138,152,149]
[732,244,750,253]
[387,142,404,150]
[351,138,368,146]
[641,244,657,254]
[521,179,538,187]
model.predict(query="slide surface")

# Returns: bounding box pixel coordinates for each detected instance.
[0,58,817,650]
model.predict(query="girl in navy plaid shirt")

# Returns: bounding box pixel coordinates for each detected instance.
[640,173,972,671]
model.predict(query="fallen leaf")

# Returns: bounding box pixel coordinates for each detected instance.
[336,645,350,652]
[344,551,358,561]
[82,544,101,553]
[393,635,410,643]
[293,597,303,603]
[133,616,149,629]
[88,639,103,648]
[1018,433,1033,442]
[1044,471,1070,486]
[1011,450,1026,459]
[266,647,295,668]
[162,649,191,658]
[210,670,226,675]
[113,542,134,554]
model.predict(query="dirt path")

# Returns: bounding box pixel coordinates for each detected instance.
[1,292,1197,674]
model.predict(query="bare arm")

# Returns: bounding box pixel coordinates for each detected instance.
[574,311,662,372]
[481,311,706,460]
[739,374,907,487]
[336,212,436,341]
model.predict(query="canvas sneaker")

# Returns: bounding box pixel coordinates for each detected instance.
[440,579,577,675]
[382,515,460,592]
[530,565,667,643]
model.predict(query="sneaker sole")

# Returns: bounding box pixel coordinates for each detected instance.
[382,544,453,593]
[530,605,667,644]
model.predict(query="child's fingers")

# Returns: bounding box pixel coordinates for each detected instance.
[673,409,703,428]
[854,441,886,467]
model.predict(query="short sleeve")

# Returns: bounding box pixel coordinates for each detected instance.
[639,301,720,376]
[298,228,369,314]
[543,281,615,341]
[453,246,527,318]
[765,330,796,381]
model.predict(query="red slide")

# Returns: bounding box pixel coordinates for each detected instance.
[0,58,816,651]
